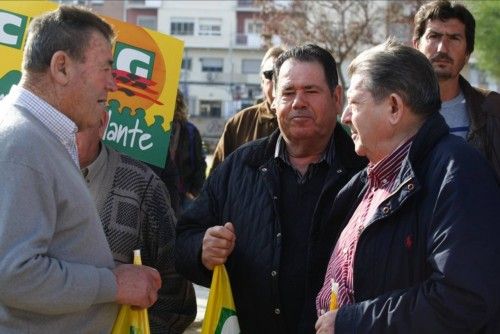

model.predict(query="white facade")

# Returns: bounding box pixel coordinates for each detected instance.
[156,1,268,146]
[63,0,499,147]
[67,0,270,146]
[158,1,266,122]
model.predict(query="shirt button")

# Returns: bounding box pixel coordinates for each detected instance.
[261,167,268,173]
[358,226,364,235]
[336,169,343,174]
[382,206,390,214]
[274,308,281,315]
[271,270,277,277]
[276,232,281,238]
[342,248,348,254]
[407,183,414,191]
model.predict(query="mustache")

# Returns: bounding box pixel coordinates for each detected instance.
[430,52,453,64]
[289,109,313,118]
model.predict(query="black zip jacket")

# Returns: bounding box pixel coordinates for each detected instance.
[175,124,366,333]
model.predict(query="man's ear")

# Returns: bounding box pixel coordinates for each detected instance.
[388,93,405,126]
[465,51,471,64]
[412,38,420,49]
[333,85,343,116]
[49,51,71,85]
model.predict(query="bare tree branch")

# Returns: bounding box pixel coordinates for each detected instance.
[257,0,423,88]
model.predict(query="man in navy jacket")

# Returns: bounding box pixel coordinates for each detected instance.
[315,40,500,333]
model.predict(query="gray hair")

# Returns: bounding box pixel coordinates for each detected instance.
[348,39,441,116]
[260,45,285,70]
[23,5,115,72]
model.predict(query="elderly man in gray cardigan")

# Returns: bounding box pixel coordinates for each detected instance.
[0,6,159,333]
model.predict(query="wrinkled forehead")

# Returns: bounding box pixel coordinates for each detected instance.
[276,59,329,90]
[346,74,368,97]
[424,18,466,35]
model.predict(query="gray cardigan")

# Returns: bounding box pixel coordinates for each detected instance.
[0,105,118,333]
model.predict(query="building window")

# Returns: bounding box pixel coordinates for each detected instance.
[181,58,192,71]
[199,18,222,36]
[201,58,223,72]
[238,0,255,6]
[137,15,157,30]
[145,0,162,7]
[245,19,263,34]
[171,18,194,36]
[242,59,260,74]
[199,100,222,117]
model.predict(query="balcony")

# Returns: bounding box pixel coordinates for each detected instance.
[237,0,260,11]
[237,0,255,7]
[198,72,255,85]
[235,33,262,48]
[126,0,161,8]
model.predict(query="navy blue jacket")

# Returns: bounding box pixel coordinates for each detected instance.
[325,113,500,333]
[175,124,366,333]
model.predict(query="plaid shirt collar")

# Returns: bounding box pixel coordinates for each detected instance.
[81,142,108,181]
[274,132,335,183]
[5,85,79,167]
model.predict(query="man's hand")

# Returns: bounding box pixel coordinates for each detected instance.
[315,310,337,334]
[113,264,161,308]
[201,222,236,270]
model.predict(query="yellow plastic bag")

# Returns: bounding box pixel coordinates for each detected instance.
[111,249,150,334]
[201,265,240,334]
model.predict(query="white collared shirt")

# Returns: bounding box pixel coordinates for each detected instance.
[4,85,80,167]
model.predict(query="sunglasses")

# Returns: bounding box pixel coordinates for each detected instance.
[262,70,273,80]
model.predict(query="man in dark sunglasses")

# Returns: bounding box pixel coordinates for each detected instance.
[210,46,285,173]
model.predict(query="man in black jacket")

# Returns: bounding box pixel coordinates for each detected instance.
[175,44,366,333]
[413,0,500,180]
[315,40,500,334]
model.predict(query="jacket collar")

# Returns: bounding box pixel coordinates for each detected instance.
[244,123,367,173]
[256,101,276,123]
[352,113,450,227]
[408,112,449,166]
[459,75,486,134]
[357,112,449,199]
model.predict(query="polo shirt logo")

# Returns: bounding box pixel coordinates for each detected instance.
[404,234,413,251]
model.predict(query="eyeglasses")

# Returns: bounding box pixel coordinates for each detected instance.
[262,70,273,80]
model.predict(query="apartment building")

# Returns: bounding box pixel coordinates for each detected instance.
[60,0,269,147]
[58,0,498,149]
[160,0,269,146]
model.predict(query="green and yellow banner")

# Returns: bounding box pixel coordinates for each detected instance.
[0,1,184,168]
